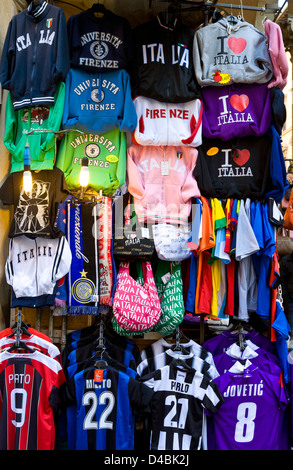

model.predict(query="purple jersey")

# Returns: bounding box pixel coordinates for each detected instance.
[206,362,288,450]
[203,330,275,356]
[213,343,282,378]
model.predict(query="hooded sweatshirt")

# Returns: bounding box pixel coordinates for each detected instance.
[67,7,133,73]
[193,125,288,202]
[264,19,289,91]
[131,13,201,103]
[132,95,203,147]
[56,129,127,195]
[201,83,272,140]
[4,81,65,173]
[127,145,200,225]
[61,68,137,134]
[0,0,69,110]
[193,18,273,87]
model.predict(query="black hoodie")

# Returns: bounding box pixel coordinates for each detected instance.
[193,125,288,201]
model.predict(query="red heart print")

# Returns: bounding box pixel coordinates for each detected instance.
[228,37,247,54]
[233,149,250,166]
[230,94,249,112]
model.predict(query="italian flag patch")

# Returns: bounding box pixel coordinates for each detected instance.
[46,18,53,28]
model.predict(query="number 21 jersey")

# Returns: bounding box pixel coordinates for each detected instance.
[141,363,224,450]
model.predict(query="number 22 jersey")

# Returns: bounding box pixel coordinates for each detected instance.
[64,365,154,450]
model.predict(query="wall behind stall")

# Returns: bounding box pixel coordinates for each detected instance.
[0,0,17,330]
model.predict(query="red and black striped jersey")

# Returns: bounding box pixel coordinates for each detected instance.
[0,350,65,450]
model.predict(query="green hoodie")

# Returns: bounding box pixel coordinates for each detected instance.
[55,128,127,196]
[4,81,65,173]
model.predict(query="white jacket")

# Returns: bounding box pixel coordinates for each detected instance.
[5,235,72,298]
[132,95,202,147]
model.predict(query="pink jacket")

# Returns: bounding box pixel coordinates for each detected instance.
[127,144,200,225]
[264,19,289,90]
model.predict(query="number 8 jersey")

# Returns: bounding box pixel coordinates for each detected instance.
[205,361,289,450]
[141,362,224,450]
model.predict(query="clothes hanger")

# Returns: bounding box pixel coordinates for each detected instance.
[7,340,35,354]
[90,1,107,14]
[170,356,192,371]
[226,4,238,25]
[6,308,36,354]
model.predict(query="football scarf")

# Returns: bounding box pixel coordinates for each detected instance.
[96,197,113,305]
[67,201,100,314]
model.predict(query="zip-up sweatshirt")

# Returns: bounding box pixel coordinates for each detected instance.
[193,18,273,87]
[131,14,201,103]
[62,68,137,134]
[132,95,202,147]
[0,0,69,110]
[56,129,127,195]
[127,144,200,225]
[4,81,65,173]
[67,7,133,73]
[5,235,72,298]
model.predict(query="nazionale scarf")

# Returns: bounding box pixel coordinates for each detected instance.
[67,201,100,314]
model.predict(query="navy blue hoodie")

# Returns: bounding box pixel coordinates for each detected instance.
[0,0,69,110]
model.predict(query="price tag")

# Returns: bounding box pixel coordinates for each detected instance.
[161,272,171,284]
[161,161,169,176]
[141,227,150,238]
[94,369,104,383]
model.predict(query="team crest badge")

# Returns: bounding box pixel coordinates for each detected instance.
[46,18,53,28]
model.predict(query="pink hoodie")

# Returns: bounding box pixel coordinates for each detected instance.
[264,19,289,90]
[127,144,200,225]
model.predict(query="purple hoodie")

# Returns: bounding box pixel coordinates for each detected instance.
[202,83,272,141]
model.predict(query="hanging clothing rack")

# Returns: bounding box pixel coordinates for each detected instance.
[158,0,278,12]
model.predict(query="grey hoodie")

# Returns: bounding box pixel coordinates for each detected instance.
[193,18,273,86]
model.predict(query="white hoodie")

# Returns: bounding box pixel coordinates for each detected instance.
[132,95,203,147]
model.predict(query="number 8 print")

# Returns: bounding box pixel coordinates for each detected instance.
[234,402,257,443]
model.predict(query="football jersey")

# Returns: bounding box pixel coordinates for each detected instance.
[64,365,154,450]
[213,343,282,377]
[140,337,215,367]
[206,361,288,450]
[141,362,224,450]
[0,334,63,366]
[65,341,137,372]
[137,348,219,380]
[0,327,52,343]
[0,350,65,450]
[62,332,140,370]
[202,330,276,356]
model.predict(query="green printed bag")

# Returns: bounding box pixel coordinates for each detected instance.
[154,260,185,336]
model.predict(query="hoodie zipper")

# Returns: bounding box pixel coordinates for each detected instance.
[30,22,38,105]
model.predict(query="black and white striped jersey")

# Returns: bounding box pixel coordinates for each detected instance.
[141,362,224,450]
[139,337,217,374]
[137,348,219,380]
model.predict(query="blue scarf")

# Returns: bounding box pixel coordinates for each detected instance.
[67,201,100,314]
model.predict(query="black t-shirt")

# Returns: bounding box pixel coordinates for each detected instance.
[0,168,68,238]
